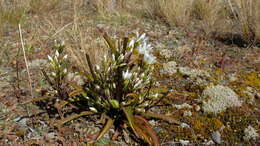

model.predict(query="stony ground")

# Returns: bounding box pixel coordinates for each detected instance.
[0,2,259,145]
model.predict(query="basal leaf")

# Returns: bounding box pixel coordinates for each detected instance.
[134,115,160,146]
[103,33,117,55]
[123,107,157,145]
[96,118,114,141]
[54,111,94,127]
[69,89,83,97]
[21,96,55,105]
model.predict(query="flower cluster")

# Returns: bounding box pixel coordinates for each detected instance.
[130,33,156,64]
[46,40,68,88]
[77,32,159,113]
[42,33,171,145]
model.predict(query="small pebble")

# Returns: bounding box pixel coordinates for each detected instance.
[211,131,222,144]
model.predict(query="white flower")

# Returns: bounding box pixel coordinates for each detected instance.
[179,139,189,145]
[143,53,156,64]
[48,55,53,62]
[95,65,100,70]
[122,69,132,79]
[180,123,190,128]
[95,85,100,90]
[55,50,59,57]
[51,72,56,76]
[128,39,135,48]
[136,33,146,42]
[112,83,116,88]
[63,68,67,74]
[134,79,142,88]
[89,107,98,113]
[63,54,68,60]
[112,54,115,61]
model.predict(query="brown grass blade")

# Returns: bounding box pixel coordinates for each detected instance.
[123,107,159,145]
[134,115,160,146]
[54,111,94,127]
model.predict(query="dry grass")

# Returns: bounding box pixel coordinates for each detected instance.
[142,0,193,26]
[191,0,226,34]
[228,0,260,42]
[0,0,28,34]
[29,0,61,14]
[141,0,260,44]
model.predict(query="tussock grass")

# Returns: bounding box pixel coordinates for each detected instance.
[228,0,260,42]
[141,0,260,45]
[142,0,193,26]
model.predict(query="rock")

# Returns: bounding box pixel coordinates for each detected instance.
[195,105,201,111]
[160,61,177,75]
[180,123,190,128]
[203,140,215,145]
[47,132,56,139]
[201,85,242,114]
[178,67,210,78]
[228,73,237,82]
[183,111,192,117]
[211,131,222,144]
[173,103,192,110]
[148,120,157,126]
[243,125,259,140]
[243,87,257,102]
[66,72,84,86]
[179,139,189,145]
[0,67,14,89]
[29,59,48,69]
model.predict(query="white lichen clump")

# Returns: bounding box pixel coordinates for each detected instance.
[160,61,177,75]
[67,72,84,86]
[178,67,210,78]
[243,125,259,140]
[201,85,242,114]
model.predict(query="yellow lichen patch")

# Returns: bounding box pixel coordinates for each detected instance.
[210,118,223,131]
[243,72,260,88]
[193,119,205,132]
[192,116,223,134]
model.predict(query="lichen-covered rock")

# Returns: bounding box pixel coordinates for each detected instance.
[159,49,173,59]
[243,125,259,140]
[29,59,48,69]
[173,103,192,110]
[201,85,242,114]
[67,72,84,86]
[178,67,210,78]
[160,61,177,75]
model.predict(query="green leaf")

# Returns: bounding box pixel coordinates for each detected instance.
[103,33,117,56]
[96,118,114,141]
[109,99,119,109]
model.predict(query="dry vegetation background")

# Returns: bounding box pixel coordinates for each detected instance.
[0,0,259,145]
[0,0,260,65]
